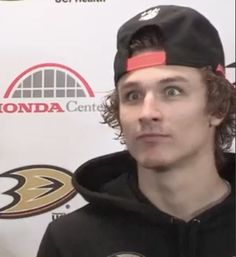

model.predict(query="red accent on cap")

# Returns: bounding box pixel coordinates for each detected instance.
[127,51,166,72]
[216,64,225,76]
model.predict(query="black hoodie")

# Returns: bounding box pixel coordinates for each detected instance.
[37,151,235,257]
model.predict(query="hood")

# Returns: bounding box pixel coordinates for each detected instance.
[72,150,235,224]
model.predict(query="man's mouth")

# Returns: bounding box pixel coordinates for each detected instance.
[136,133,170,142]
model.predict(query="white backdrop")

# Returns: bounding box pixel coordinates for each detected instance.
[0,1,235,257]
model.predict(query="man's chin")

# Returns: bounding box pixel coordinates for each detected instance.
[137,156,171,172]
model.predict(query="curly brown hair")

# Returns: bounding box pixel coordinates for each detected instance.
[101,26,236,168]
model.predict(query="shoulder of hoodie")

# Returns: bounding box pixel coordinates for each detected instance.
[45,203,126,241]
[41,203,143,252]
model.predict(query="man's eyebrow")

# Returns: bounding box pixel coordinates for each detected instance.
[119,76,189,90]
[158,76,189,84]
[119,81,141,90]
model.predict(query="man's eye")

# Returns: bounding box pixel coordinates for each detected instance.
[125,91,142,101]
[165,87,182,96]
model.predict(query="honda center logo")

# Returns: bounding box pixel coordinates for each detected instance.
[0,63,103,114]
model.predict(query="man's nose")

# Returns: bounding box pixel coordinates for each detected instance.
[138,93,163,123]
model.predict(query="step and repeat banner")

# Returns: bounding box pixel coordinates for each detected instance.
[0,0,235,257]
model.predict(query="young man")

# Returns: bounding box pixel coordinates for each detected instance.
[37,5,235,257]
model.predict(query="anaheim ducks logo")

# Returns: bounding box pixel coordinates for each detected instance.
[108,252,145,257]
[0,165,76,219]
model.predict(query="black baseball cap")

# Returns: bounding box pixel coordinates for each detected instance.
[114,5,225,85]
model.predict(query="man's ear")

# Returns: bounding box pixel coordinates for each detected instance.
[209,113,225,127]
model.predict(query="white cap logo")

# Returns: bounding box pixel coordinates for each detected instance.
[139,7,160,21]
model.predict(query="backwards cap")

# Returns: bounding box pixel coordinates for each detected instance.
[114,5,225,85]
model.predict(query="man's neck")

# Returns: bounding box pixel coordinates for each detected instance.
[137,153,230,222]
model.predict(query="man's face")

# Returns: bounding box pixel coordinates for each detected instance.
[118,65,221,169]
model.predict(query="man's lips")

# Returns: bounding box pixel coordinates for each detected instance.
[136,133,170,141]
